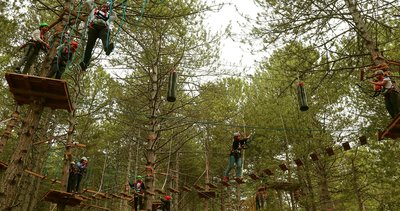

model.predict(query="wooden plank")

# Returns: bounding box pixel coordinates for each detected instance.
[234,177,245,184]
[180,186,191,192]
[206,182,218,189]
[5,73,73,112]
[379,114,400,140]
[249,173,260,180]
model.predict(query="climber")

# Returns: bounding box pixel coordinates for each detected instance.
[15,22,50,74]
[369,69,400,118]
[129,175,145,211]
[47,41,79,79]
[74,157,88,192]
[223,132,251,182]
[80,1,116,71]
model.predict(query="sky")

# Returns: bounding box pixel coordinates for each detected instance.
[204,0,264,76]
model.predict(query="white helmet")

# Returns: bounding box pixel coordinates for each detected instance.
[233,132,240,137]
[81,157,88,161]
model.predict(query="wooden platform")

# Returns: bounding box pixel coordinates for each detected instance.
[42,189,83,206]
[378,114,400,140]
[5,73,73,112]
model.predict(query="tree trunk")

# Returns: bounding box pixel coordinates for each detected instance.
[344,0,383,63]
[0,110,20,153]
[318,164,334,211]
[174,152,180,210]
[304,160,317,211]
[0,100,45,209]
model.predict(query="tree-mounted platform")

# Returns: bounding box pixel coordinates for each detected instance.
[378,114,400,140]
[5,73,73,112]
[42,189,84,206]
[197,191,216,199]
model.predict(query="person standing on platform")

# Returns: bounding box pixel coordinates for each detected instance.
[15,23,50,74]
[74,157,88,192]
[47,41,79,79]
[129,175,145,211]
[223,132,251,182]
[80,1,116,71]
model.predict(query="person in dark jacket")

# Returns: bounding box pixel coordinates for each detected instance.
[67,161,77,192]
[160,195,171,211]
[223,132,251,182]
[47,41,79,79]
[80,2,115,71]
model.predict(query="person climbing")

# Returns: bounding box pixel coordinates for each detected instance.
[223,132,251,183]
[369,69,400,118]
[15,23,50,74]
[129,175,145,211]
[159,195,171,211]
[74,157,88,192]
[80,1,116,71]
[47,41,79,79]
[255,188,265,210]
[67,161,77,193]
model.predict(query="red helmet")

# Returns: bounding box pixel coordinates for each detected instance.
[164,195,171,201]
[70,41,78,49]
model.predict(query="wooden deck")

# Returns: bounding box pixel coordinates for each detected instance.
[378,114,400,140]
[5,73,73,112]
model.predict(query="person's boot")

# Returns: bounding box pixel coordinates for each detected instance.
[223,176,229,182]
[105,43,114,56]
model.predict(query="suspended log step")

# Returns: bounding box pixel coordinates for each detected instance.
[359,135,367,145]
[42,189,83,206]
[249,173,260,180]
[193,184,205,191]
[378,114,400,140]
[234,177,245,184]
[168,187,180,194]
[310,152,319,161]
[197,191,216,199]
[206,182,218,189]
[180,186,191,192]
[342,142,351,151]
[279,164,288,171]
[294,159,303,167]
[5,73,73,112]
[325,147,335,156]
[220,180,230,187]
[263,169,274,176]
[0,161,8,171]
[155,188,166,195]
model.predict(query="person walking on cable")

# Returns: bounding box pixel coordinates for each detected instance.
[80,1,115,71]
[129,175,145,211]
[223,132,251,183]
[369,69,400,118]
[47,41,79,79]
[15,23,50,74]
[74,157,88,192]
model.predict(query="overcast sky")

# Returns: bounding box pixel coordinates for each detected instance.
[204,0,264,75]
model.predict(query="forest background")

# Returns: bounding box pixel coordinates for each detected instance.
[0,0,400,210]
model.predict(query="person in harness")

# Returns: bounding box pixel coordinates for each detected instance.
[129,175,145,211]
[15,22,50,74]
[80,1,115,71]
[67,161,77,193]
[369,69,400,118]
[74,157,88,192]
[223,132,251,183]
[47,41,79,79]
[159,195,171,211]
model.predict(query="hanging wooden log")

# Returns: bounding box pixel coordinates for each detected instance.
[167,70,177,102]
[297,81,309,111]
[249,173,260,180]
[263,169,274,176]
[360,68,365,81]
